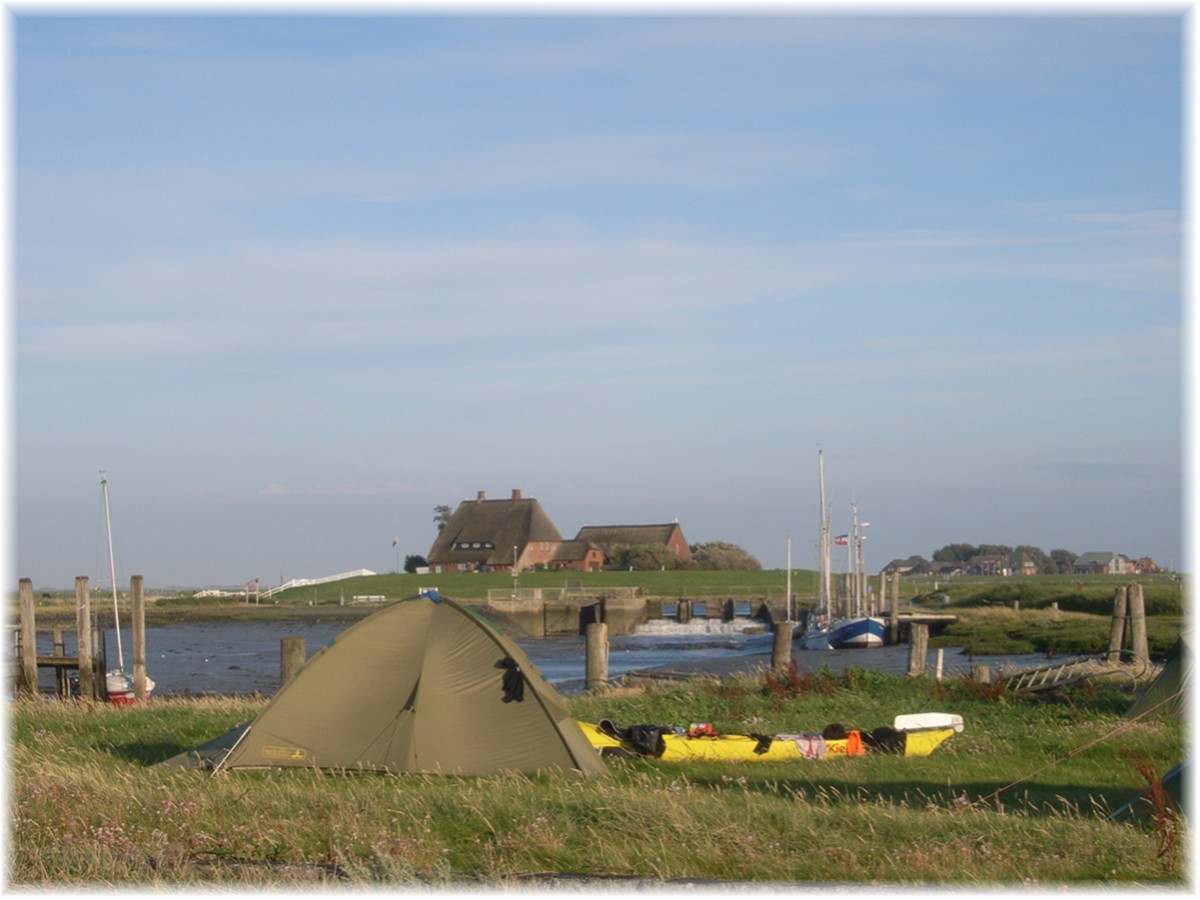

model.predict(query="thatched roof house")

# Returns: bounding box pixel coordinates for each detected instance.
[427,489,563,574]
[573,523,692,563]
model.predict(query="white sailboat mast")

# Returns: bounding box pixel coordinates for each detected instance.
[101,472,124,671]
[850,502,859,616]
[818,450,831,614]
[785,535,793,622]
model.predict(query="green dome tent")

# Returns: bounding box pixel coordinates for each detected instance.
[162,592,605,779]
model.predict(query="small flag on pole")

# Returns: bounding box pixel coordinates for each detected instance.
[834,534,849,546]
[392,536,399,547]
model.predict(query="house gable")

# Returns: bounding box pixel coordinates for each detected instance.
[551,540,605,573]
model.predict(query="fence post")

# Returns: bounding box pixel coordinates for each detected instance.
[18,578,37,698]
[280,637,306,685]
[1128,582,1149,667]
[907,623,928,677]
[771,621,794,672]
[586,622,608,690]
[53,627,68,697]
[75,576,93,700]
[131,575,147,701]
[1107,585,1128,663]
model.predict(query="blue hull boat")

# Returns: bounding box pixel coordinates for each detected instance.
[828,616,887,649]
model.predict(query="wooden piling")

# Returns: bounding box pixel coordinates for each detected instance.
[18,578,37,698]
[52,627,69,698]
[1107,585,1128,663]
[585,622,608,690]
[771,621,794,672]
[907,623,929,677]
[1128,582,1149,666]
[131,575,147,701]
[970,663,992,684]
[280,636,306,685]
[677,599,692,624]
[75,576,94,700]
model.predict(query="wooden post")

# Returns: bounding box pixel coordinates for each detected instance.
[585,622,608,690]
[280,636,306,685]
[771,621,794,672]
[53,628,68,698]
[18,578,37,698]
[970,663,992,684]
[1050,601,1060,623]
[1128,582,1149,667]
[677,599,691,624]
[907,623,928,677]
[131,575,147,701]
[1107,585,1128,663]
[75,576,93,700]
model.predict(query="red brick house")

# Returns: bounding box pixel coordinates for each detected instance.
[550,540,605,573]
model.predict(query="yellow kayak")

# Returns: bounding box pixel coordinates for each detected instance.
[581,713,962,761]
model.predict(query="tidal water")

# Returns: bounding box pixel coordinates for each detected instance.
[29,616,1060,697]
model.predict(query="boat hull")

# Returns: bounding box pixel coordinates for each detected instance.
[828,616,886,649]
[802,628,831,651]
[803,616,886,650]
[105,670,154,706]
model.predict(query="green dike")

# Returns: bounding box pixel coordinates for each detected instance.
[10,670,1185,887]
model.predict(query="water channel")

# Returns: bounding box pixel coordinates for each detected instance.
[30,617,1059,698]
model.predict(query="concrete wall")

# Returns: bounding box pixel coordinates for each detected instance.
[487,593,781,637]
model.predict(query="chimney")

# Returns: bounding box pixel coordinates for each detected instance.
[477,490,486,502]
[512,488,522,501]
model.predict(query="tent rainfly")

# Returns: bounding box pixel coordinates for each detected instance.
[161,592,606,779]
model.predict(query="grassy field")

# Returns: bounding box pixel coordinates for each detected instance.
[9,668,1187,888]
[19,570,1186,657]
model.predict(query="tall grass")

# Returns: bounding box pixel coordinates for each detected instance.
[9,667,1186,888]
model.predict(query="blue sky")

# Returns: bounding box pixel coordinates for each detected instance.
[12,10,1186,589]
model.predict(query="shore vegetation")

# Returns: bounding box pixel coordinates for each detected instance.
[9,666,1185,888]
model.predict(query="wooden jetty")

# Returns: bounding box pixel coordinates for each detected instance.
[11,575,149,703]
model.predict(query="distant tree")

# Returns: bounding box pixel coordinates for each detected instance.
[403,554,428,574]
[932,544,977,563]
[1014,545,1054,574]
[1050,548,1078,574]
[606,543,682,571]
[977,544,1013,558]
[433,504,453,533]
[688,541,762,570]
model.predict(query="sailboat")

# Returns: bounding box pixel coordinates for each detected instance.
[99,472,154,704]
[802,452,886,650]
